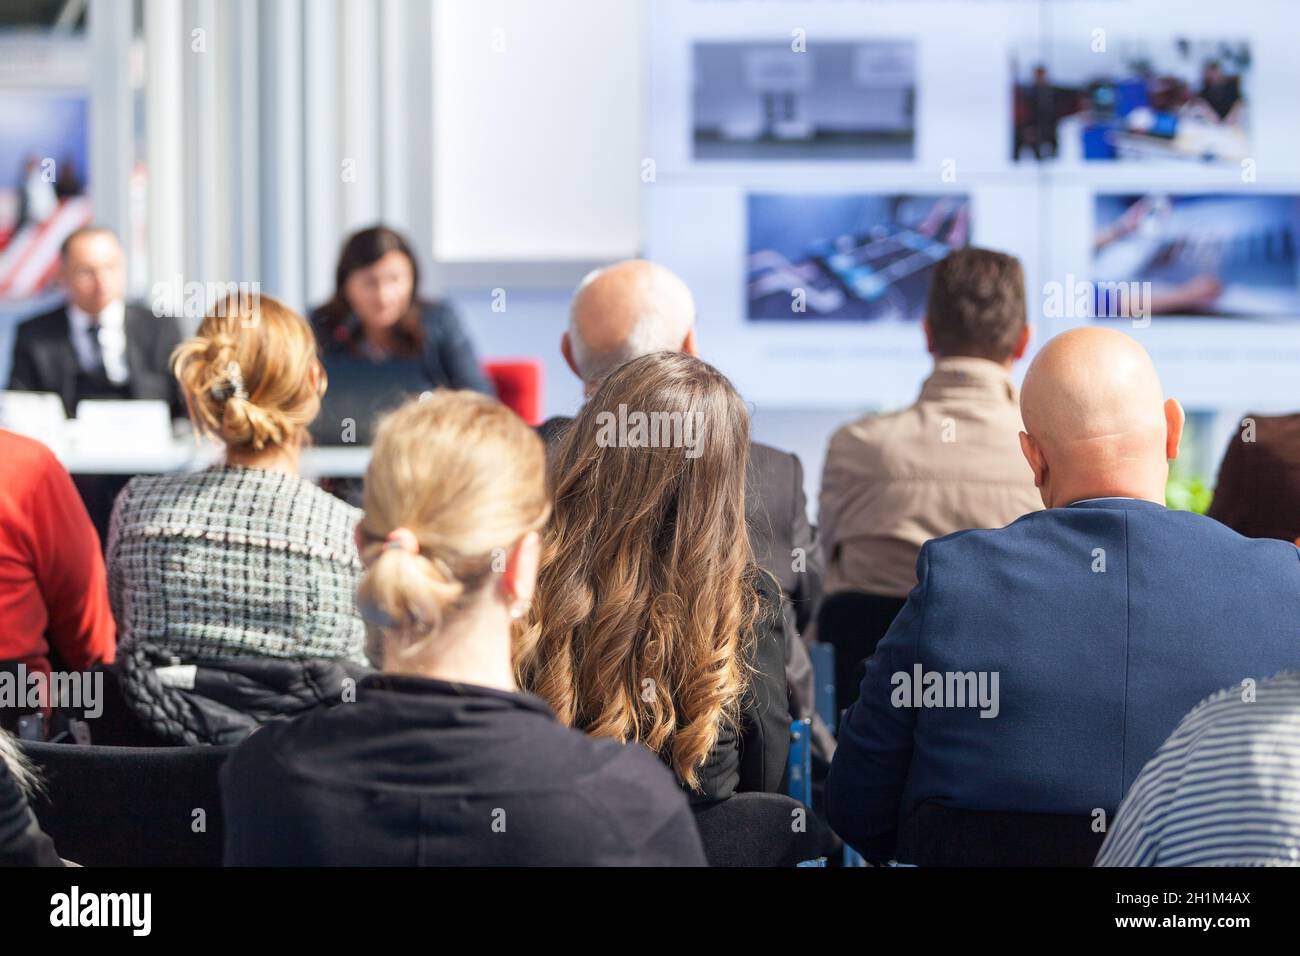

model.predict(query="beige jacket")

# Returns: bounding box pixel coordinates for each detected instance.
[819,357,1043,598]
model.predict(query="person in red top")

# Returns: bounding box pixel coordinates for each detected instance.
[0,430,115,710]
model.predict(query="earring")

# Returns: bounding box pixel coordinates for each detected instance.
[509,599,531,621]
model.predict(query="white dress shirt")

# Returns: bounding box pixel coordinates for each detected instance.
[67,300,130,385]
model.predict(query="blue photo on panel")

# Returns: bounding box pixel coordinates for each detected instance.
[1093,193,1300,319]
[746,193,970,322]
[1012,37,1251,164]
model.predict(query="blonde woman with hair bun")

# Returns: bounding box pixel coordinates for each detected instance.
[106,292,369,746]
[171,290,326,465]
[221,391,706,866]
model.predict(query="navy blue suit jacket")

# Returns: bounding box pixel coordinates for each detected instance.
[826,498,1300,860]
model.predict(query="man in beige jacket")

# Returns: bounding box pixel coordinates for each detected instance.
[819,247,1042,606]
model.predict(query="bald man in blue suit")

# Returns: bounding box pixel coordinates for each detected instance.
[826,328,1300,862]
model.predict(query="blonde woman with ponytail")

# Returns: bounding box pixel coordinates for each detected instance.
[221,391,706,866]
[106,293,368,746]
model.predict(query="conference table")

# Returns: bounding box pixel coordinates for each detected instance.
[56,442,374,479]
[0,392,375,481]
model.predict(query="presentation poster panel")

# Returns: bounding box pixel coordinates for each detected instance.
[644,0,1300,412]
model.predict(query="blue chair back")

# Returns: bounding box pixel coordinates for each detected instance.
[786,718,812,806]
[809,641,837,732]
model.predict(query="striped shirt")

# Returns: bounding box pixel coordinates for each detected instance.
[1096,671,1300,867]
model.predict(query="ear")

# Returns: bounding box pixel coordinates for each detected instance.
[1019,430,1046,489]
[501,530,541,607]
[1164,397,1185,462]
[560,332,581,380]
[1012,324,1031,361]
[923,317,937,356]
[681,326,698,357]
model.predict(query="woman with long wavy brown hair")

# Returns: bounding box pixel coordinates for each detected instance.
[516,351,790,802]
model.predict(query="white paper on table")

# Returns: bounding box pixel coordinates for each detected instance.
[72,399,173,458]
[0,390,69,455]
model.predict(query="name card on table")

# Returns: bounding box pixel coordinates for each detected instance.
[0,391,68,455]
[72,400,173,459]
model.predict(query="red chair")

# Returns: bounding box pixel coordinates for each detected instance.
[483,360,542,426]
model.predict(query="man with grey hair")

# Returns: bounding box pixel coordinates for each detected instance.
[538,260,703,440]
[539,259,832,760]
[557,259,698,395]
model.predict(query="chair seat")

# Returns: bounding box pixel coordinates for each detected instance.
[692,791,835,867]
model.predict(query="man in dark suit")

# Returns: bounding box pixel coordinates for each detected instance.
[827,328,1300,862]
[7,226,184,543]
[538,260,828,753]
[8,225,183,418]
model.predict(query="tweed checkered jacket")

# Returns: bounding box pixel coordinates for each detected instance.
[106,465,367,664]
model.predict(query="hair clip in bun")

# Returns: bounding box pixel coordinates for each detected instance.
[226,361,249,401]
[210,360,249,403]
[385,527,420,554]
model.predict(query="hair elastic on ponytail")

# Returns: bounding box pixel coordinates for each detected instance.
[358,596,400,630]
[385,527,420,554]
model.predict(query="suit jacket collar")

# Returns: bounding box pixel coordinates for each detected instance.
[1064,497,1167,512]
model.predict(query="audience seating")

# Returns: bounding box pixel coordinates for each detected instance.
[896,800,1106,866]
[692,792,834,866]
[483,360,543,426]
[816,591,906,709]
[20,740,230,866]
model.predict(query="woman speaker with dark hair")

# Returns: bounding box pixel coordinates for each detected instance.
[309,226,492,443]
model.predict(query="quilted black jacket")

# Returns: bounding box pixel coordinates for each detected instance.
[116,639,373,746]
